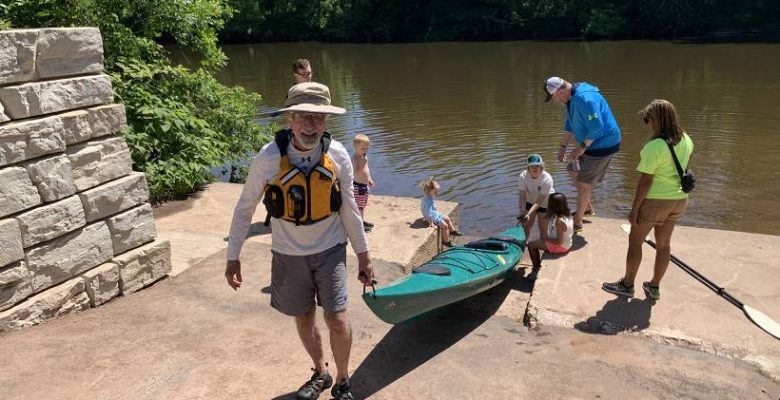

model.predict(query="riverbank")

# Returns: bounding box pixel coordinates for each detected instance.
[0,182,777,399]
[153,183,780,380]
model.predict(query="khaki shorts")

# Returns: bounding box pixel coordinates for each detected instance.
[270,243,348,316]
[578,153,614,185]
[637,199,688,226]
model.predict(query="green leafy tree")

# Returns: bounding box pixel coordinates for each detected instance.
[1,0,271,201]
[216,0,779,42]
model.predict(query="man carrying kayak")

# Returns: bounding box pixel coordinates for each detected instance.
[544,76,622,232]
[224,82,373,400]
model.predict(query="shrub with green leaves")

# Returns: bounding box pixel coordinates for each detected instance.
[1,0,271,202]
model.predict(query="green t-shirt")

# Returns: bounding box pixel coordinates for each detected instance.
[637,133,694,200]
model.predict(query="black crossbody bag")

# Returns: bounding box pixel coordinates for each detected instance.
[665,139,695,193]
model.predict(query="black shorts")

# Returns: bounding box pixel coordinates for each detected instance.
[525,202,547,213]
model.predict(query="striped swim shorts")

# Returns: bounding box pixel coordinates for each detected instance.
[353,182,370,208]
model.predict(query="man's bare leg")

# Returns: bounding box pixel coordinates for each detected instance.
[575,181,593,227]
[323,310,352,383]
[569,171,594,214]
[295,308,328,373]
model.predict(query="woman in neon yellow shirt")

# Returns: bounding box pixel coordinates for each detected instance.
[602,99,694,300]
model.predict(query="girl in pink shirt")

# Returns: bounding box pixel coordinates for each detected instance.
[527,193,574,278]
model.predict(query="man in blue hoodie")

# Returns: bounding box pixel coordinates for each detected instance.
[544,76,621,232]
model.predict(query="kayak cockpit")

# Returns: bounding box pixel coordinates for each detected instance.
[412,264,452,276]
[464,239,509,251]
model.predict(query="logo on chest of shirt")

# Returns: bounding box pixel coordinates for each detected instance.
[301,156,311,162]
[537,186,542,192]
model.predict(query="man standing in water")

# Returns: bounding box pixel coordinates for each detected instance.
[225,82,372,400]
[293,58,313,83]
[544,76,621,232]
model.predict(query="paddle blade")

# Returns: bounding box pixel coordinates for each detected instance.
[620,223,652,241]
[743,305,780,341]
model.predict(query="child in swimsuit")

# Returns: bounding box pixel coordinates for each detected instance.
[420,177,462,247]
[526,192,574,279]
[352,134,375,232]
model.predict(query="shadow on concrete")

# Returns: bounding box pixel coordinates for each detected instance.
[223,222,271,242]
[151,184,208,219]
[539,236,588,266]
[539,234,589,257]
[350,278,512,398]
[249,222,271,237]
[574,296,655,335]
[507,267,536,293]
[569,235,588,251]
[408,218,431,229]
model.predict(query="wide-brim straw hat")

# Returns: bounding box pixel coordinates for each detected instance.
[271,82,346,116]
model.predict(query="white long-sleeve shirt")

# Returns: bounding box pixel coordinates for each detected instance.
[227,136,368,259]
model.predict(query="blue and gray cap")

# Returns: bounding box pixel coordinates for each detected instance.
[543,77,565,102]
[527,153,543,167]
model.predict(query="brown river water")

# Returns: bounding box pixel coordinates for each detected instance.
[193,41,780,236]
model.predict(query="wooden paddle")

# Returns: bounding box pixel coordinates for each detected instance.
[620,224,780,341]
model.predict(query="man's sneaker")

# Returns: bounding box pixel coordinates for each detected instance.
[331,379,354,400]
[602,279,634,297]
[296,369,333,400]
[573,224,584,233]
[643,281,660,300]
[363,224,373,233]
[442,240,454,247]
[363,221,374,228]
[450,230,464,237]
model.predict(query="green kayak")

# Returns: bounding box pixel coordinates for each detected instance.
[362,226,526,324]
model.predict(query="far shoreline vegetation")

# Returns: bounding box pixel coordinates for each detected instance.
[219,1,780,43]
[2,0,778,203]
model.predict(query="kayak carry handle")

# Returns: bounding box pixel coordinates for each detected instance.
[360,272,377,298]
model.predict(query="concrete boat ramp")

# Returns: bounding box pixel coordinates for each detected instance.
[1,182,779,399]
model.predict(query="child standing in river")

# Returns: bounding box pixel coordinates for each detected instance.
[352,134,375,232]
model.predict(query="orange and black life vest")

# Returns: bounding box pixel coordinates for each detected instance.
[263,129,342,226]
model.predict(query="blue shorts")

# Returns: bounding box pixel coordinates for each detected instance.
[429,211,445,226]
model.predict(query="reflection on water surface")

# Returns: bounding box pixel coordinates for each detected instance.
[196,41,780,236]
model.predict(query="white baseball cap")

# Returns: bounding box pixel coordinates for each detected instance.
[543,77,565,102]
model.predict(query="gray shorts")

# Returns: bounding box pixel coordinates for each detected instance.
[270,243,348,316]
[578,153,614,185]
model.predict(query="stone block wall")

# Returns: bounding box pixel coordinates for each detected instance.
[0,27,172,331]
